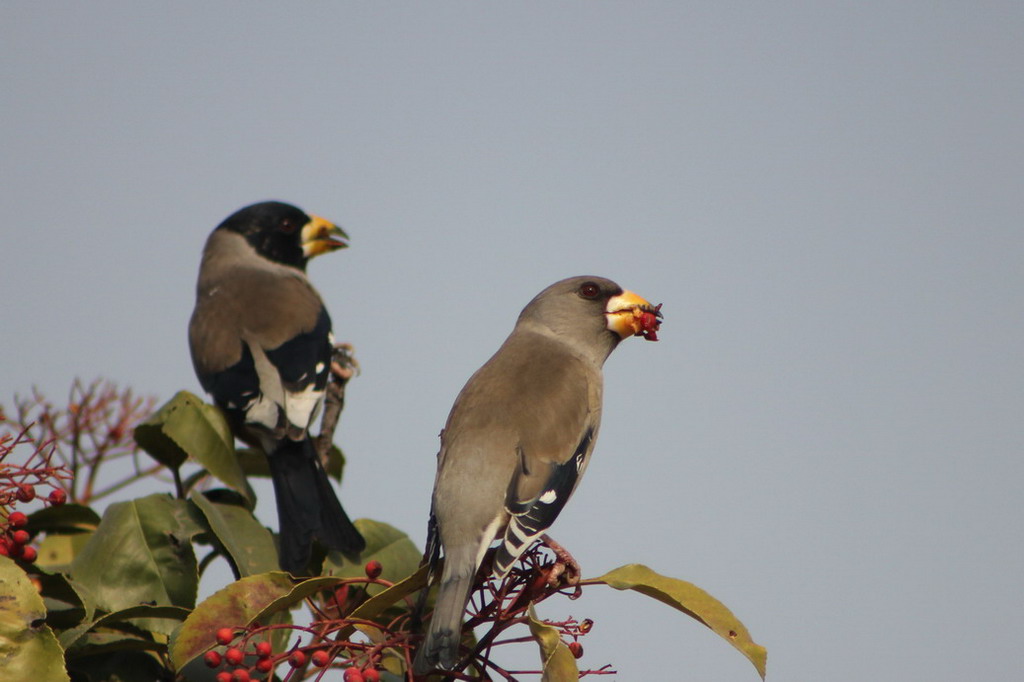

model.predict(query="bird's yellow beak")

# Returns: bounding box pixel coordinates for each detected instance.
[605,290,664,341]
[301,215,349,258]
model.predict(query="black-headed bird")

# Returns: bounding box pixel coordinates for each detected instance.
[414,275,661,672]
[188,201,365,575]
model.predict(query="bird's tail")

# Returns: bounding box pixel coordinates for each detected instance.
[413,555,476,673]
[267,438,365,574]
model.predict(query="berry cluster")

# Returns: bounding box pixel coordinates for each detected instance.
[202,561,389,681]
[0,510,35,561]
[204,629,383,681]
[0,483,68,563]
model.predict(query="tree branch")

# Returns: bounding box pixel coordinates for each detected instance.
[315,343,359,467]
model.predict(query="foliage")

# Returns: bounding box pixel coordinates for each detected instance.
[0,380,767,681]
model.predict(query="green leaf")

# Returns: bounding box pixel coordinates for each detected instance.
[234,447,269,477]
[33,569,99,629]
[324,519,423,589]
[35,569,84,607]
[527,605,579,682]
[66,577,100,624]
[59,604,190,652]
[0,556,71,682]
[65,630,165,655]
[593,564,767,679]
[66,650,169,682]
[133,391,195,470]
[28,503,101,534]
[70,494,203,631]
[134,391,254,503]
[189,492,278,577]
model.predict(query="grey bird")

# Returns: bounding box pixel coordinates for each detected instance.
[188,201,365,575]
[413,275,662,673]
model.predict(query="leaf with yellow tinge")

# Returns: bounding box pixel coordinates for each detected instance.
[592,564,767,679]
[0,556,71,682]
[169,571,296,670]
[346,564,429,622]
[59,604,190,651]
[35,532,92,571]
[527,605,579,682]
[172,564,431,673]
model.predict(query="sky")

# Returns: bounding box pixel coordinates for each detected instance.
[3,3,1023,680]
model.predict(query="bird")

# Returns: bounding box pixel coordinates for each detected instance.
[188,201,366,575]
[413,275,662,673]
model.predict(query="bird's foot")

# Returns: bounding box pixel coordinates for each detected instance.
[541,534,581,594]
[330,343,360,381]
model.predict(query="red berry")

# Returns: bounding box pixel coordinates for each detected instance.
[48,489,67,506]
[289,650,306,668]
[204,651,223,668]
[364,560,383,579]
[20,546,36,562]
[579,618,593,634]
[11,530,30,546]
[8,512,28,528]
[254,641,272,657]
[362,669,380,682]
[311,650,330,667]
[224,647,244,666]
[343,667,364,682]
[15,484,35,503]
[0,543,8,557]
[216,672,232,682]
[568,641,584,659]
[6,542,23,558]
[255,658,274,673]
[231,670,250,682]
[215,627,235,645]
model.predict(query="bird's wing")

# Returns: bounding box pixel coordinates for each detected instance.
[493,423,597,577]
[189,267,330,437]
[489,335,602,577]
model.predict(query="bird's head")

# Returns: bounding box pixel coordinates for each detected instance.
[518,276,663,361]
[216,201,349,271]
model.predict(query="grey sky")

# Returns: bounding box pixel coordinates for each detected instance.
[3,3,1022,680]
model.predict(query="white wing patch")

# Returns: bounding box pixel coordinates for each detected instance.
[283,380,323,430]
[244,339,324,432]
[244,393,280,432]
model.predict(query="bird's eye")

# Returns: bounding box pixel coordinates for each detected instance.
[578,282,601,299]
[279,218,297,233]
